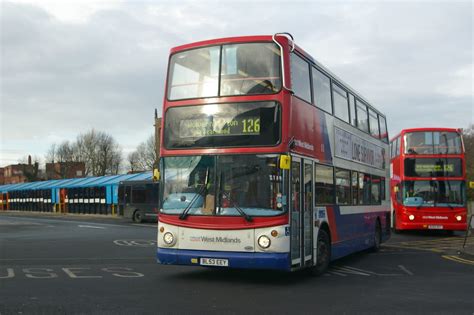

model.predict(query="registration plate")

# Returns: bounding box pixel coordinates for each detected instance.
[200,258,229,267]
[428,225,443,230]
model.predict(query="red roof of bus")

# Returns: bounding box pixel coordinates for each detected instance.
[170,35,274,53]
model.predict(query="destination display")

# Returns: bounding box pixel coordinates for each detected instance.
[179,116,260,138]
[404,158,462,177]
[334,127,386,169]
[164,101,280,149]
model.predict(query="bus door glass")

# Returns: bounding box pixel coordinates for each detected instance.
[290,158,301,266]
[303,160,313,264]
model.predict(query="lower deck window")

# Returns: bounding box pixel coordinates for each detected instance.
[314,164,334,205]
[335,168,350,205]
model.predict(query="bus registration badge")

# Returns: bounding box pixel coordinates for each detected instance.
[200,258,229,267]
[428,225,443,230]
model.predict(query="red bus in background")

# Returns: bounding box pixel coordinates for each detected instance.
[390,128,467,232]
[157,33,391,274]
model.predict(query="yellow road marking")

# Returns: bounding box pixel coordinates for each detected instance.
[442,255,474,266]
[384,244,443,253]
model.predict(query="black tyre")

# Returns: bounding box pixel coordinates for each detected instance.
[309,229,331,276]
[133,210,144,223]
[371,220,382,252]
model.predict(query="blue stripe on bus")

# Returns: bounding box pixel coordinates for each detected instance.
[157,248,290,271]
[329,206,390,260]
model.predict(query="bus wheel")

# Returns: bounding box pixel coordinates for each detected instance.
[371,220,382,252]
[133,210,143,223]
[310,229,331,276]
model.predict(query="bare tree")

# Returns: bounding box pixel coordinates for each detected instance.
[75,129,122,176]
[127,134,156,172]
[127,151,141,173]
[45,129,123,177]
[45,141,77,178]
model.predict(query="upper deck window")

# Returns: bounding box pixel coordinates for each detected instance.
[167,43,281,101]
[332,83,349,123]
[404,131,462,155]
[312,67,332,114]
[379,115,388,143]
[168,46,220,100]
[368,108,380,138]
[356,100,369,133]
[221,43,281,96]
[290,54,311,103]
[349,94,357,126]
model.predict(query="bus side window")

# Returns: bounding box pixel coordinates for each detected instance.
[351,171,359,205]
[291,54,311,103]
[371,175,381,205]
[358,173,372,205]
[132,186,146,204]
[125,186,131,204]
[314,164,335,205]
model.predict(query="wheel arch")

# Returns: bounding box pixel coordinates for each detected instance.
[319,221,331,245]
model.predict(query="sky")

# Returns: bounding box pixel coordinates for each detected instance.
[0,0,472,167]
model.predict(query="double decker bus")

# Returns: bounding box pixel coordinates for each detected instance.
[157,33,391,274]
[390,128,467,232]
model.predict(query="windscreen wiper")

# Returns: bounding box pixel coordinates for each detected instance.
[179,168,209,220]
[218,172,252,222]
[221,190,253,222]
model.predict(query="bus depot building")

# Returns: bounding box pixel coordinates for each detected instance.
[0,172,152,216]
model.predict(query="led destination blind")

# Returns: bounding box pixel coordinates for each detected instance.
[164,101,280,149]
[415,164,454,173]
[179,115,261,138]
[404,158,462,177]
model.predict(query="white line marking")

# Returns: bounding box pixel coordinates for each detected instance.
[343,266,402,276]
[131,224,156,228]
[78,225,106,229]
[398,265,414,276]
[333,266,370,276]
[0,257,151,262]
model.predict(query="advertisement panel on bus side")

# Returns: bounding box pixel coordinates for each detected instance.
[334,127,386,170]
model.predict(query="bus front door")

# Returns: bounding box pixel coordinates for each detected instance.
[290,158,313,269]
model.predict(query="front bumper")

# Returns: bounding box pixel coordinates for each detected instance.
[399,221,467,231]
[157,248,290,271]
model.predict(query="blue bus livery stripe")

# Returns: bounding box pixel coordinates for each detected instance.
[329,205,390,260]
[157,248,290,271]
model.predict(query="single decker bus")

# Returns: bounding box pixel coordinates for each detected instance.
[157,33,391,274]
[390,128,467,232]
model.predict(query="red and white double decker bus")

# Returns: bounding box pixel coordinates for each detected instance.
[157,34,391,274]
[390,128,467,232]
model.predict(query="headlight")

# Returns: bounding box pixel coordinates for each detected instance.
[163,232,175,245]
[456,215,462,221]
[408,215,415,221]
[258,235,271,249]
